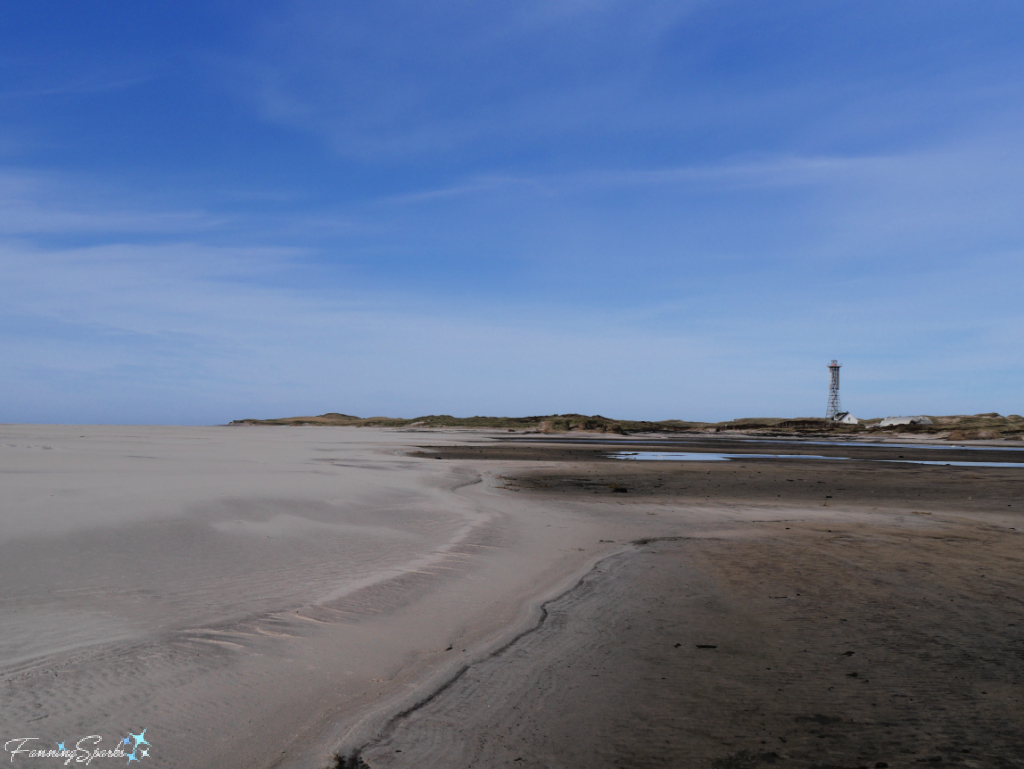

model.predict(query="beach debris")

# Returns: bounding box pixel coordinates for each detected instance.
[333,751,369,769]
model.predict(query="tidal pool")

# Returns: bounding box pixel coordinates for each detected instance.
[609,451,1024,468]
[609,452,846,462]
[879,460,1024,468]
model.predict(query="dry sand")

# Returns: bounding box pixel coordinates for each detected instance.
[0,426,615,768]
[2,428,1022,768]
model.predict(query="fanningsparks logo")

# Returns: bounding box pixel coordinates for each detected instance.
[4,730,150,765]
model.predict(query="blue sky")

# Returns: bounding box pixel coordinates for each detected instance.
[2,0,1022,424]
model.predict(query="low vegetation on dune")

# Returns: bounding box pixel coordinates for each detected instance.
[229,412,700,433]
[229,412,1024,439]
[907,412,1024,440]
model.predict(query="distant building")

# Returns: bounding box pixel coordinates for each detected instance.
[874,416,933,428]
[834,412,860,424]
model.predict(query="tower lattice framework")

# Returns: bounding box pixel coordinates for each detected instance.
[826,359,842,420]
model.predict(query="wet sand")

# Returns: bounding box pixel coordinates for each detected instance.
[3,429,1023,768]
[357,438,1024,768]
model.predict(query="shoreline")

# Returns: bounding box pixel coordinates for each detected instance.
[316,539,634,769]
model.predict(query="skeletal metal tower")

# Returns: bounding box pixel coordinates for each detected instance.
[826,359,842,420]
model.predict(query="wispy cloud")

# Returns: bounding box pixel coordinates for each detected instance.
[208,1,1024,168]
[2,214,1022,424]
[0,75,150,100]
[209,0,712,160]
[376,153,889,205]
[0,169,223,236]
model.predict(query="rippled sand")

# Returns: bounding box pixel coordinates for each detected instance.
[0,426,613,768]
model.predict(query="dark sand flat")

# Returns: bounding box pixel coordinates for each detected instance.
[354,438,1024,768]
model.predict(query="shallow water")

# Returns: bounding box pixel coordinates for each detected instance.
[610,452,846,462]
[610,451,1024,468]
[517,436,1024,453]
[880,459,1024,468]
[747,439,1024,452]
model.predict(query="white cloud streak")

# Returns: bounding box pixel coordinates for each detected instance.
[0,169,223,236]
[1,123,1022,423]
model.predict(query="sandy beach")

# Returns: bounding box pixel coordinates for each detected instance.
[0,426,640,768]
[6,2,1021,767]
[2,427,1023,768]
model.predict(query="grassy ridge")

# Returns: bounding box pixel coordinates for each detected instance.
[229,412,1024,439]
[229,412,701,433]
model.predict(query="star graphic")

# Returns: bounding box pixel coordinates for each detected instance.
[123,736,131,746]
[130,729,149,749]
[126,752,137,764]
[139,748,149,758]
[56,742,65,751]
